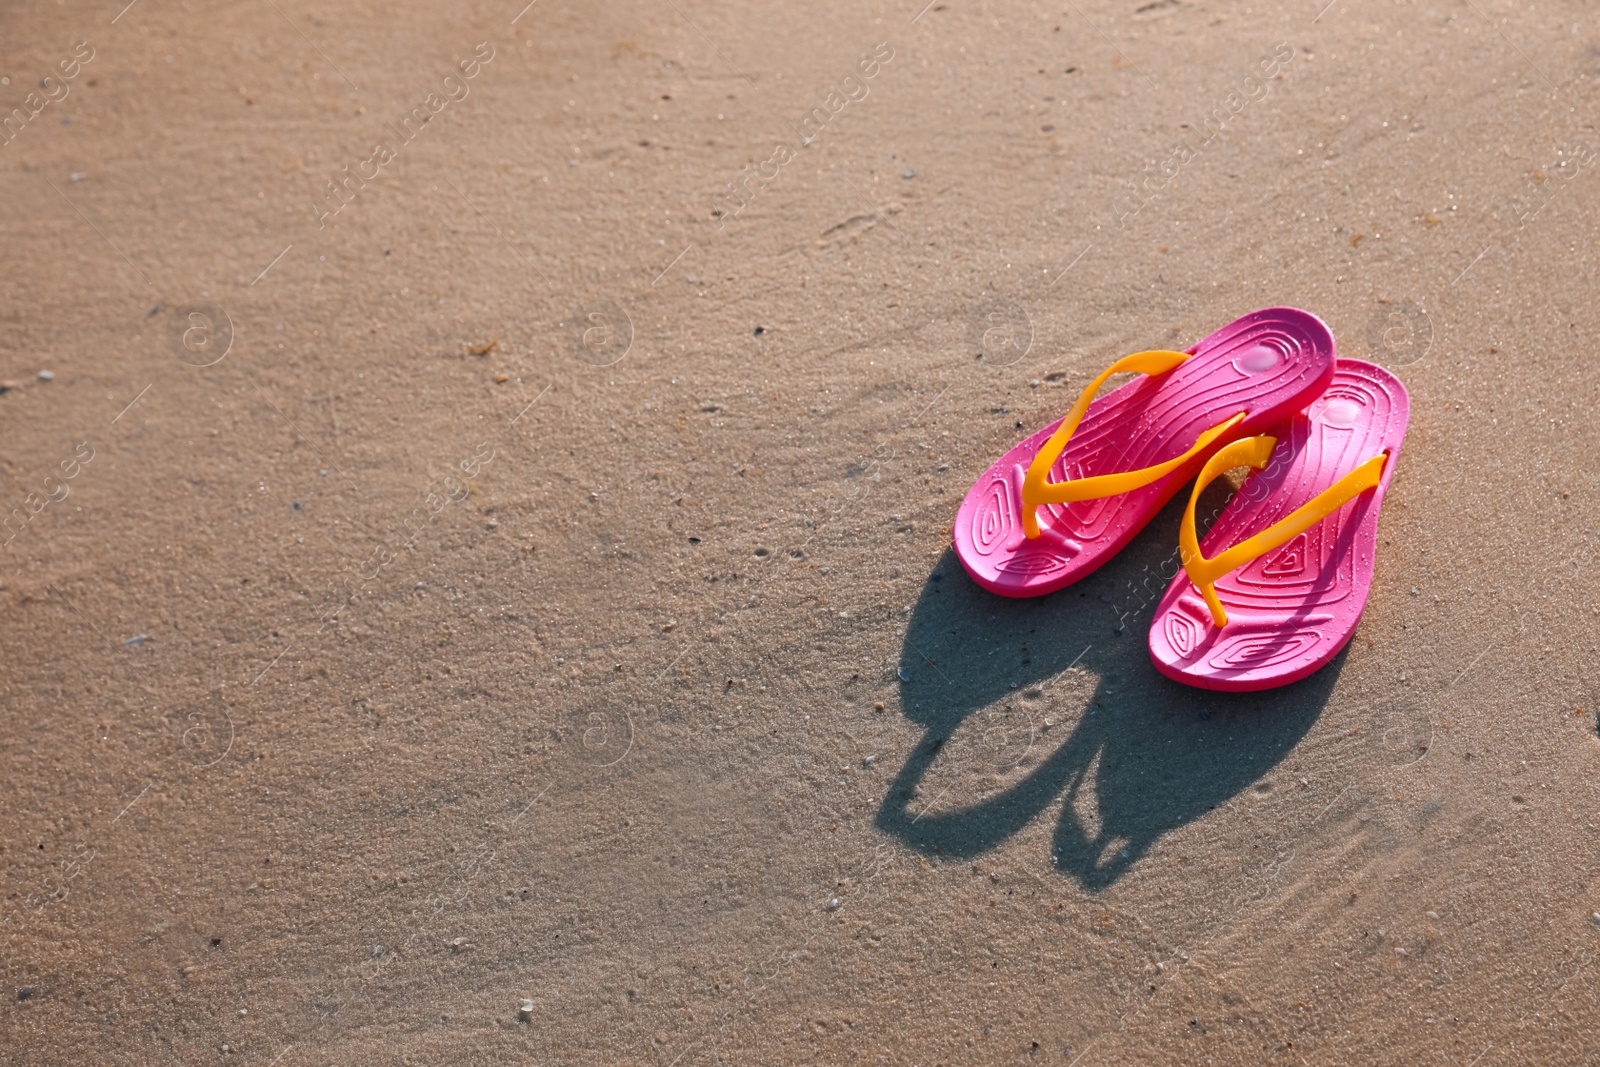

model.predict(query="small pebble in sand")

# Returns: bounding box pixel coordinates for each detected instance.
[125,635,149,646]
[1592,912,1600,925]
[825,897,840,911]
[69,172,86,182]
[37,370,54,381]
[518,998,535,1020]
[863,755,876,768]
[903,169,915,179]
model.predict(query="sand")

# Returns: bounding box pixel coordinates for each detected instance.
[2,0,1599,1062]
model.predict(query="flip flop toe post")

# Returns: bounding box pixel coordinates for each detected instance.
[954,308,1337,597]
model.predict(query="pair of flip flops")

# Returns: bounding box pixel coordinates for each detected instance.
[953,307,1409,692]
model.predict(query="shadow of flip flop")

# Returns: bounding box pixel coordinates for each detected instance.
[876,492,1343,890]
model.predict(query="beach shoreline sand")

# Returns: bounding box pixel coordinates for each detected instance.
[2,0,1598,1061]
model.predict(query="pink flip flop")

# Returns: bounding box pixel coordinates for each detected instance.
[1148,360,1409,691]
[953,308,1336,597]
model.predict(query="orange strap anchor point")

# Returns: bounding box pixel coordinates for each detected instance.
[1021,349,1244,539]
[1179,436,1389,627]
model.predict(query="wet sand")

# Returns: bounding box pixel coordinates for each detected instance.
[3,0,1599,1062]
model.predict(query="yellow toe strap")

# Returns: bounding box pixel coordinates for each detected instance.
[1179,436,1389,627]
[1021,349,1243,539]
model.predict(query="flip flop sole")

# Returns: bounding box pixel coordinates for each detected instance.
[1148,360,1410,691]
[954,307,1337,597]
